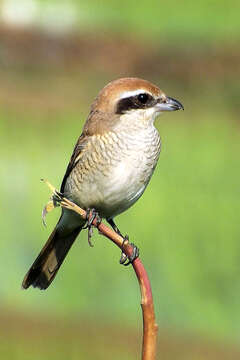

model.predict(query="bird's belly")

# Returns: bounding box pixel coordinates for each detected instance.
[99,160,149,218]
[64,128,161,219]
[66,157,153,219]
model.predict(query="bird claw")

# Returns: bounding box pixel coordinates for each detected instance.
[82,208,102,247]
[119,235,139,266]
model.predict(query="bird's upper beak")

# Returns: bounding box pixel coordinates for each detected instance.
[155,96,184,112]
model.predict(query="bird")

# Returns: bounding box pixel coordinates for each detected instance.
[22,77,184,290]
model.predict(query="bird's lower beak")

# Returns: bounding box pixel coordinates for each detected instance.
[155,96,184,112]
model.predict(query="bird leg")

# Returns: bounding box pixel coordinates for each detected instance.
[107,219,139,266]
[83,208,102,247]
[120,236,140,266]
[50,189,102,247]
[49,188,102,247]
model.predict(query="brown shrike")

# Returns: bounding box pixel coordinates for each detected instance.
[22,77,183,290]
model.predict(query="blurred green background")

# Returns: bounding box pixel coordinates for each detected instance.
[1,0,240,359]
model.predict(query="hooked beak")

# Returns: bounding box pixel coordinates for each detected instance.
[155,96,184,112]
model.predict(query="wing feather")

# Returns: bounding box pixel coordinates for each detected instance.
[60,134,88,193]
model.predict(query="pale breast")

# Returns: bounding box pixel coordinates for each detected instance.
[64,126,161,219]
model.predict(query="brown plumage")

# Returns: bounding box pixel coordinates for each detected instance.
[22,77,183,290]
[22,223,81,289]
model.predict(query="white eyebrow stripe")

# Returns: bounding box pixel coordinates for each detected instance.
[119,89,152,99]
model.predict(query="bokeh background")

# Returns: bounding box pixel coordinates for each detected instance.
[1,0,240,359]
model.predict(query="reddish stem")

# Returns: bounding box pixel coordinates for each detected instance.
[60,198,158,359]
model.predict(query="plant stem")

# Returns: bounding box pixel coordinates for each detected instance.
[60,196,158,359]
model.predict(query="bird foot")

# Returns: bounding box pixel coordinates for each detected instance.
[82,208,102,247]
[119,235,139,266]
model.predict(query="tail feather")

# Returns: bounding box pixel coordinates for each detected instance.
[22,225,81,290]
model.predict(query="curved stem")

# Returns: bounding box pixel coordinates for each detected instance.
[60,197,158,359]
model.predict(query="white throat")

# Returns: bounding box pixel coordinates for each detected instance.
[116,107,161,132]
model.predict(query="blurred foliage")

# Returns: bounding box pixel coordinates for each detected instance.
[73,0,240,44]
[1,312,240,360]
[2,0,240,44]
[0,0,240,358]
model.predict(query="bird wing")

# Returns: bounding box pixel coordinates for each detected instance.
[60,134,88,193]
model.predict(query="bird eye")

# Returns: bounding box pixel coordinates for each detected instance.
[137,93,149,104]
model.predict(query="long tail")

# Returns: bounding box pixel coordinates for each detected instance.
[22,220,82,290]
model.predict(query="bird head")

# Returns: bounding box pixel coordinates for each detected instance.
[84,78,184,135]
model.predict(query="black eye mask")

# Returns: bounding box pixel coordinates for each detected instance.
[116,93,156,114]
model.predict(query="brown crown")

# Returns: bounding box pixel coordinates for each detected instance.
[92,77,162,113]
